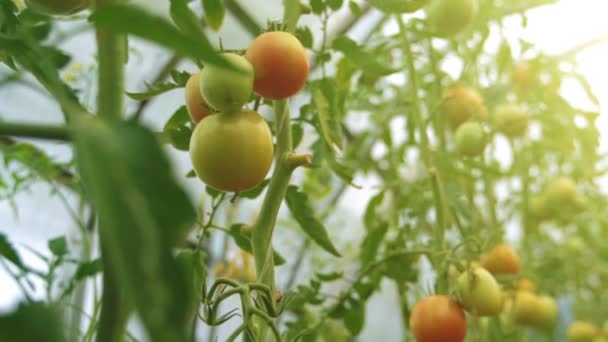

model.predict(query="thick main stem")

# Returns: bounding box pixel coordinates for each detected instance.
[94,0,128,340]
[250,99,292,295]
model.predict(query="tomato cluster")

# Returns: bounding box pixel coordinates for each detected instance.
[185,31,309,192]
[411,243,564,341]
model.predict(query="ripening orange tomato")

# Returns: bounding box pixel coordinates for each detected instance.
[245,31,309,100]
[480,244,520,275]
[410,295,467,342]
[442,85,487,130]
[185,72,211,123]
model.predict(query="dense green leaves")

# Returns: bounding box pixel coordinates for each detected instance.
[91,4,226,68]
[285,185,340,257]
[332,36,401,77]
[73,117,197,341]
[0,302,65,342]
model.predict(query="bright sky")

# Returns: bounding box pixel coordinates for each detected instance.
[1,0,607,339]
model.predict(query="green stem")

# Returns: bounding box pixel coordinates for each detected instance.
[0,122,70,141]
[398,17,447,273]
[95,0,128,340]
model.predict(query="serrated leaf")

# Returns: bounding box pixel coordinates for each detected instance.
[0,233,24,269]
[201,0,225,31]
[360,223,388,266]
[285,186,340,257]
[90,4,227,68]
[72,116,197,341]
[312,82,342,151]
[332,36,400,76]
[170,70,191,86]
[48,236,67,257]
[228,224,286,266]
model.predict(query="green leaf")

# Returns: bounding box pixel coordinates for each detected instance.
[363,192,385,231]
[312,80,343,151]
[163,106,195,151]
[74,258,103,280]
[283,0,302,32]
[295,26,314,49]
[285,186,341,257]
[315,271,343,282]
[170,0,206,36]
[126,80,182,101]
[72,116,197,341]
[343,299,365,336]
[0,302,65,342]
[0,232,24,269]
[292,124,304,149]
[360,223,388,266]
[90,4,226,68]
[238,179,270,199]
[332,36,400,76]
[175,249,206,328]
[228,224,286,266]
[310,0,325,14]
[48,236,68,257]
[326,0,343,10]
[202,0,225,31]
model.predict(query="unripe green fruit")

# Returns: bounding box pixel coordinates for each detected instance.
[454,121,486,157]
[528,195,551,222]
[567,321,597,342]
[456,267,504,316]
[535,295,559,328]
[545,176,578,207]
[493,104,529,137]
[200,53,254,113]
[427,0,479,35]
[368,0,429,13]
[27,0,90,15]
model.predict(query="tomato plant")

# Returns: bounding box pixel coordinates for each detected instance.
[189,110,273,193]
[410,295,467,342]
[0,0,606,341]
[245,31,309,100]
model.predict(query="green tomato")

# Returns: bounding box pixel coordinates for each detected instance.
[27,0,90,14]
[567,321,598,342]
[493,104,529,138]
[427,0,479,35]
[545,176,578,207]
[200,53,254,113]
[454,121,486,157]
[368,0,430,13]
[535,295,559,328]
[528,195,552,222]
[510,291,542,326]
[456,266,504,316]
[189,110,273,193]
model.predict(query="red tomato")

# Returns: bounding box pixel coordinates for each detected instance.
[245,31,309,100]
[410,295,467,342]
[185,71,211,123]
